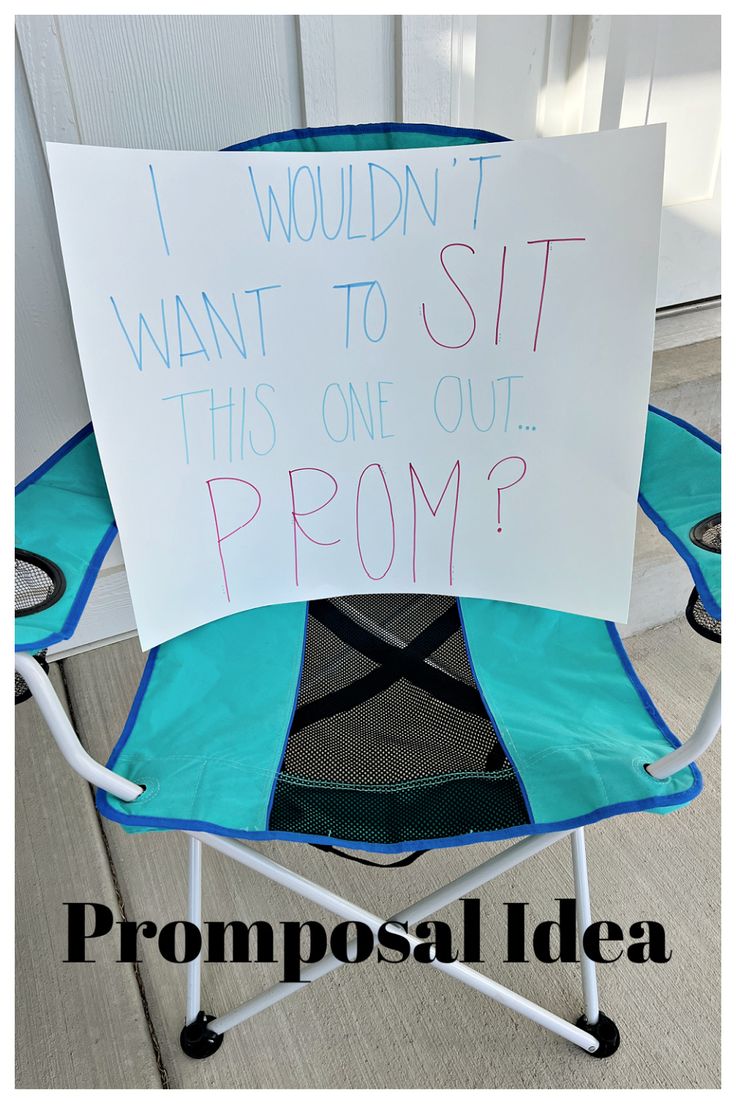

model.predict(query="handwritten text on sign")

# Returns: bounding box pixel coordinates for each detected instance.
[47,126,665,648]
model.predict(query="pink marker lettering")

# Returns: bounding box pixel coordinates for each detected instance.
[355,463,396,580]
[487,456,527,534]
[527,237,586,352]
[495,244,507,346]
[289,467,340,586]
[421,243,477,350]
[206,477,262,602]
[409,460,461,586]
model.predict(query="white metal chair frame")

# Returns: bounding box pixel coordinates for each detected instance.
[16,649,721,1060]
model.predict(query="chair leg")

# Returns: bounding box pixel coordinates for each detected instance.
[570,828,620,1057]
[571,828,599,1024]
[180,836,223,1058]
[185,836,202,1026]
[194,830,615,1057]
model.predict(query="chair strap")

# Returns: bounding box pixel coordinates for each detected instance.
[310,843,427,868]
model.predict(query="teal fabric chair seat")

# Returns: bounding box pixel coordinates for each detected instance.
[95,588,701,851]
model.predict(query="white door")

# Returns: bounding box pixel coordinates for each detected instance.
[403,13,721,306]
[15,13,720,650]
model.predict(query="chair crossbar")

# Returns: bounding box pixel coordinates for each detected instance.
[188,829,601,1054]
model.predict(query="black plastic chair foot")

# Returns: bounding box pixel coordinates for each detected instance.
[576,1011,620,1058]
[180,1011,224,1059]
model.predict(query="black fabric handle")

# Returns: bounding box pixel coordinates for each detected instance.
[310,843,427,868]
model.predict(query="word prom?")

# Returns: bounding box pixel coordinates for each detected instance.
[207,455,528,600]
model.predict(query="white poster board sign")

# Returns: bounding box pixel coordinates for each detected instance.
[47,126,665,649]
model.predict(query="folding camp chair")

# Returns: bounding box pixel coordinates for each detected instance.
[15,123,721,1065]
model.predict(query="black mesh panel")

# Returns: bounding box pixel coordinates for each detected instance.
[685,514,721,642]
[269,594,530,844]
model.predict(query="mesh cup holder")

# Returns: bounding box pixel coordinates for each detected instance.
[690,513,721,554]
[15,651,49,705]
[15,549,66,617]
[685,514,721,643]
[15,549,66,704]
[686,588,721,644]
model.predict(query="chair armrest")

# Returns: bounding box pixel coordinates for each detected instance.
[639,406,721,622]
[15,652,142,802]
[15,425,117,655]
[646,673,721,779]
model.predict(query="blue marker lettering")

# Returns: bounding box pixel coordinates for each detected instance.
[468,155,501,230]
[161,388,210,463]
[322,382,350,443]
[247,165,293,242]
[433,375,464,433]
[175,295,210,367]
[244,285,281,357]
[250,383,277,456]
[497,374,524,431]
[317,165,345,240]
[369,162,403,241]
[377,380,394,439]
[202,292,247,360]
[467,378,496,432]
[291,165,318,242]
[110,296,170,372]
[403,165,438,234]
[346,164,366,240]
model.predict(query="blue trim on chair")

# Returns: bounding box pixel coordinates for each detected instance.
[93,780,703,855]
[648,403,721,454]
[15,521,119,653]
[455,598,535,825]
[223,121,510,152]
[637,491,720,620]
[16,421,117,651]
[96,648,160,819]
[640,404,721,620]
[103,646,160,774]
[605,621,692,754]
[15,423,95,495]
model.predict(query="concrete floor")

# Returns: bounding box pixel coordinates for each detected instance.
[16,337,721,1089]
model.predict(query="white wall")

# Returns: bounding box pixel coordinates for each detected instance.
[15,14,721,652]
